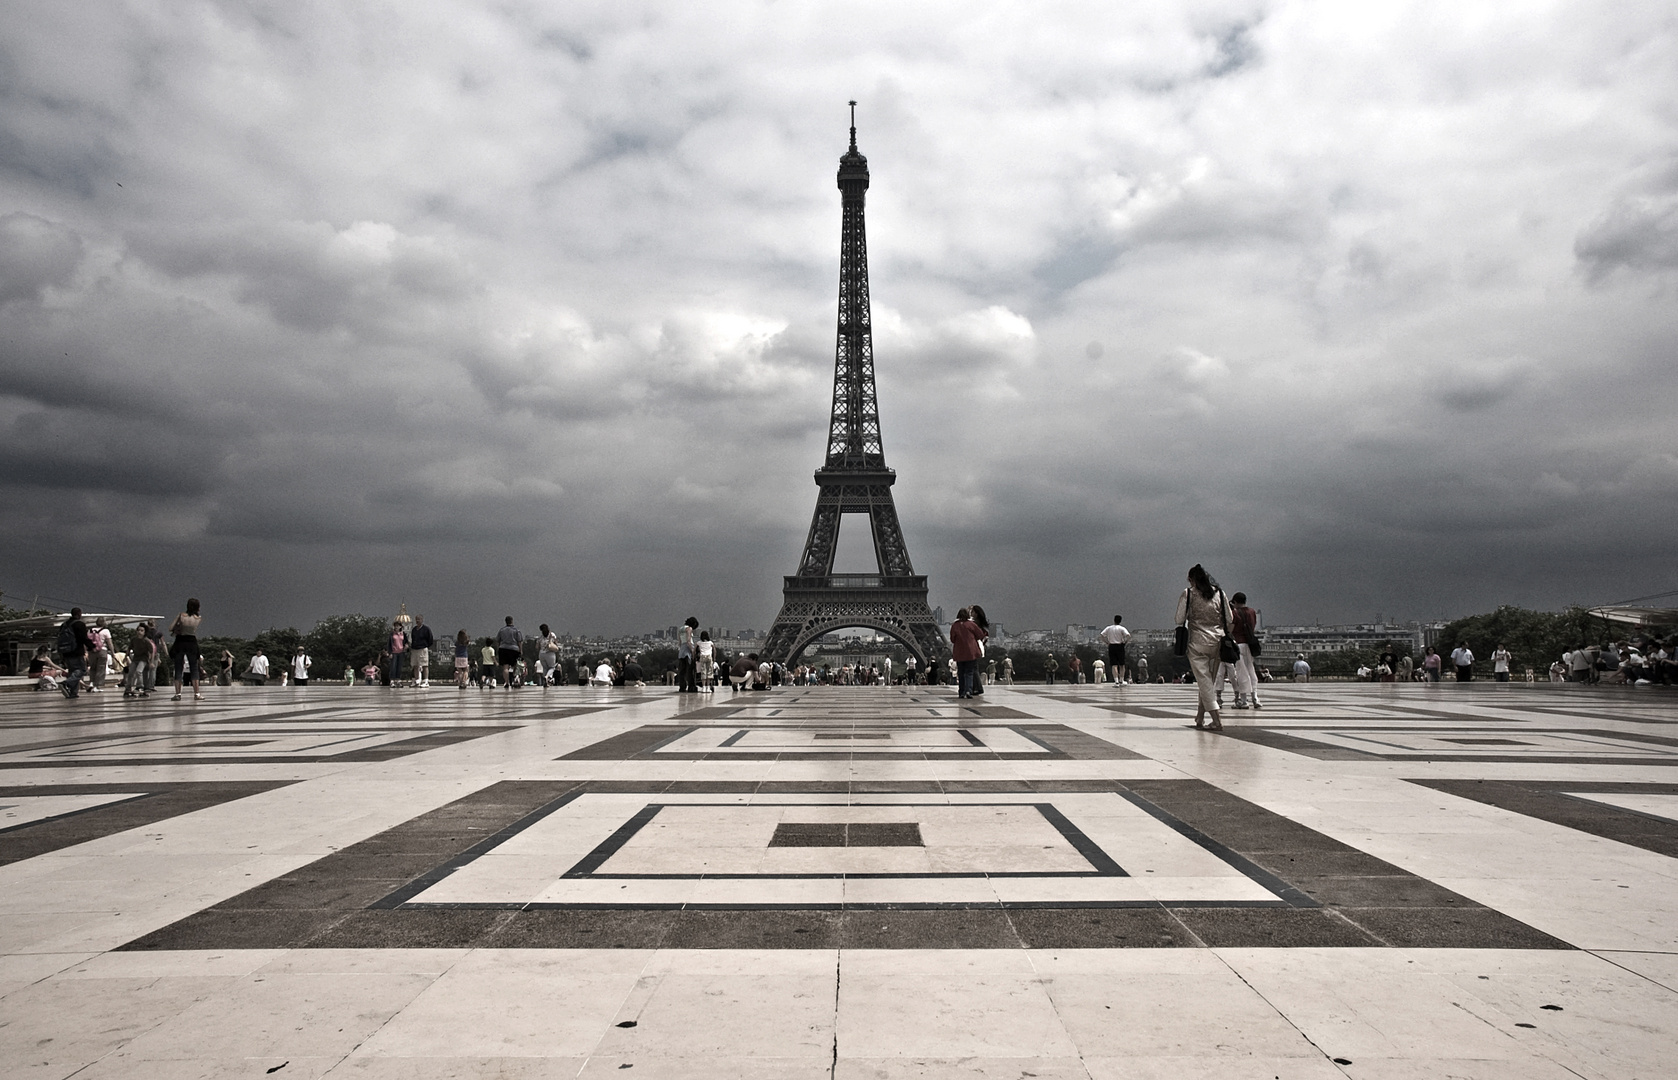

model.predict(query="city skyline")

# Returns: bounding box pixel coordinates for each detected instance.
[3,3,1676,638]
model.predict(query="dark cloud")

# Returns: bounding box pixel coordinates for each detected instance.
[0,1,1675,637]
[1575,182,1678,282]
[0,212,82,302]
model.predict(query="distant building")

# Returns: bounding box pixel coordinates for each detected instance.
[1261,622,1430,655]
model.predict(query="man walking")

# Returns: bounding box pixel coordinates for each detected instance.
[57,608,89,700]
[1450,642,1475,681]
[1292,654,1310,682]
[409,615,434,687]
[495,616,524,690]
[1097,616,1131,684]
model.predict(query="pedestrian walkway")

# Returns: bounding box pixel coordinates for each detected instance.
[1,681,1674,1077]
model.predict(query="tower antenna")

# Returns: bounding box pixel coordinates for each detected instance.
[848,100,857,149]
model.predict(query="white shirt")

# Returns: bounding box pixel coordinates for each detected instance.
[293,654,310,679]
[1292,659,1310,675]
[250,654,270,676]
[594,663,614,682]
[1492,649,1511,673]
[1098,624,1131,646]
[1451,648,1473,667]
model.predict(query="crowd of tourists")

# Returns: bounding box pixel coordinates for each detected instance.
[35,591,1675,707]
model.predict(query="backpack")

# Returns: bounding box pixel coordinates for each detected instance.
[56,623,76,657]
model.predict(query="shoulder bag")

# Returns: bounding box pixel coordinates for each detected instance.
[1173,588,1189,656]
[1217,591,1240,664]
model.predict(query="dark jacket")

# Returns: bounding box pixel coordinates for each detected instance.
[949,618,989,662]
[61,618,88,658]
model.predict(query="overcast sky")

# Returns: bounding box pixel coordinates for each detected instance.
[2,1,1675,638]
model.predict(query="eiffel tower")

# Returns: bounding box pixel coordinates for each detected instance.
[761,105,945,668]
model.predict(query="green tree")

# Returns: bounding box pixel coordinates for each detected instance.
[1433,605,1613,676]
[305,614,390,680]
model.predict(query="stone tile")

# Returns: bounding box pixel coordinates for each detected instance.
[327,1058,587,1079]
[353,950,645,1058]
[0,975,231,1072]
[114,971,435,1060]
[1348,907,1572,950]
[1007,907,1192,949]
[837,950,1076,1059]
[664,908,842,949]
[839,909,1018,949]
[1169,908,1381,948]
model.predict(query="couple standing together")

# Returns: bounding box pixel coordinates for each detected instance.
[1175,563,1262,731]
[949,604,990,699]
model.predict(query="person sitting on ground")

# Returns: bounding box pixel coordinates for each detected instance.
[28,645,65,691]
[1597,642,1623,684]
[623,655,645,687]
[590,658,615,687]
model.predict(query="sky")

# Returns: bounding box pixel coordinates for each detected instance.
[2,0,1676,638]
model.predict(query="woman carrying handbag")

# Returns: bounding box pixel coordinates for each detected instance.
[1174,564,1237,731]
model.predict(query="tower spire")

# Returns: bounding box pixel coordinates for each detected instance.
[760,112,944,669]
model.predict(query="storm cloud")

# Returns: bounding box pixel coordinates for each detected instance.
[2,0,1675,635]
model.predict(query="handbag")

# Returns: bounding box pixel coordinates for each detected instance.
[1216,590,1240,665]
[1173,589,1189,656]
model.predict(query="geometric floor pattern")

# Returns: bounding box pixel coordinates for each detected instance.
[1,681,1675,1077]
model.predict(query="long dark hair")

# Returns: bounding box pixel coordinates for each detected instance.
[1187,565,1215,601]
[970,604,989,630]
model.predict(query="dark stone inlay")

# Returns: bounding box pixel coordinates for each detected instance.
[1219,725,1678,765]
[1168,908,1380,948]
[0,781,296,865]
[560,722,1138,761]
[0,726,517,769]
[118,777,1571,951]
[1442,738,1529,746]
[769,822,923,847]
[1407,779,1678,859]
[839,908,1017,949]
[1009,907,1193,949]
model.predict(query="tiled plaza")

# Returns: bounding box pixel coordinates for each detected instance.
[2,680,1675,1078]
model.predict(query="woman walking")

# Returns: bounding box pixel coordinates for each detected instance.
[1175,565,1233,731]
[169,598,205,702]
[538,624,560,687]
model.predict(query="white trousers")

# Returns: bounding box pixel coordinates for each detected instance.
[1234,643,1260,704]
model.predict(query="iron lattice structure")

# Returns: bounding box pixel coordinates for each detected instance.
[762,111,945,667]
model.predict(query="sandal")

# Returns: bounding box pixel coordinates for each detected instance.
[1207,718,1224,732]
